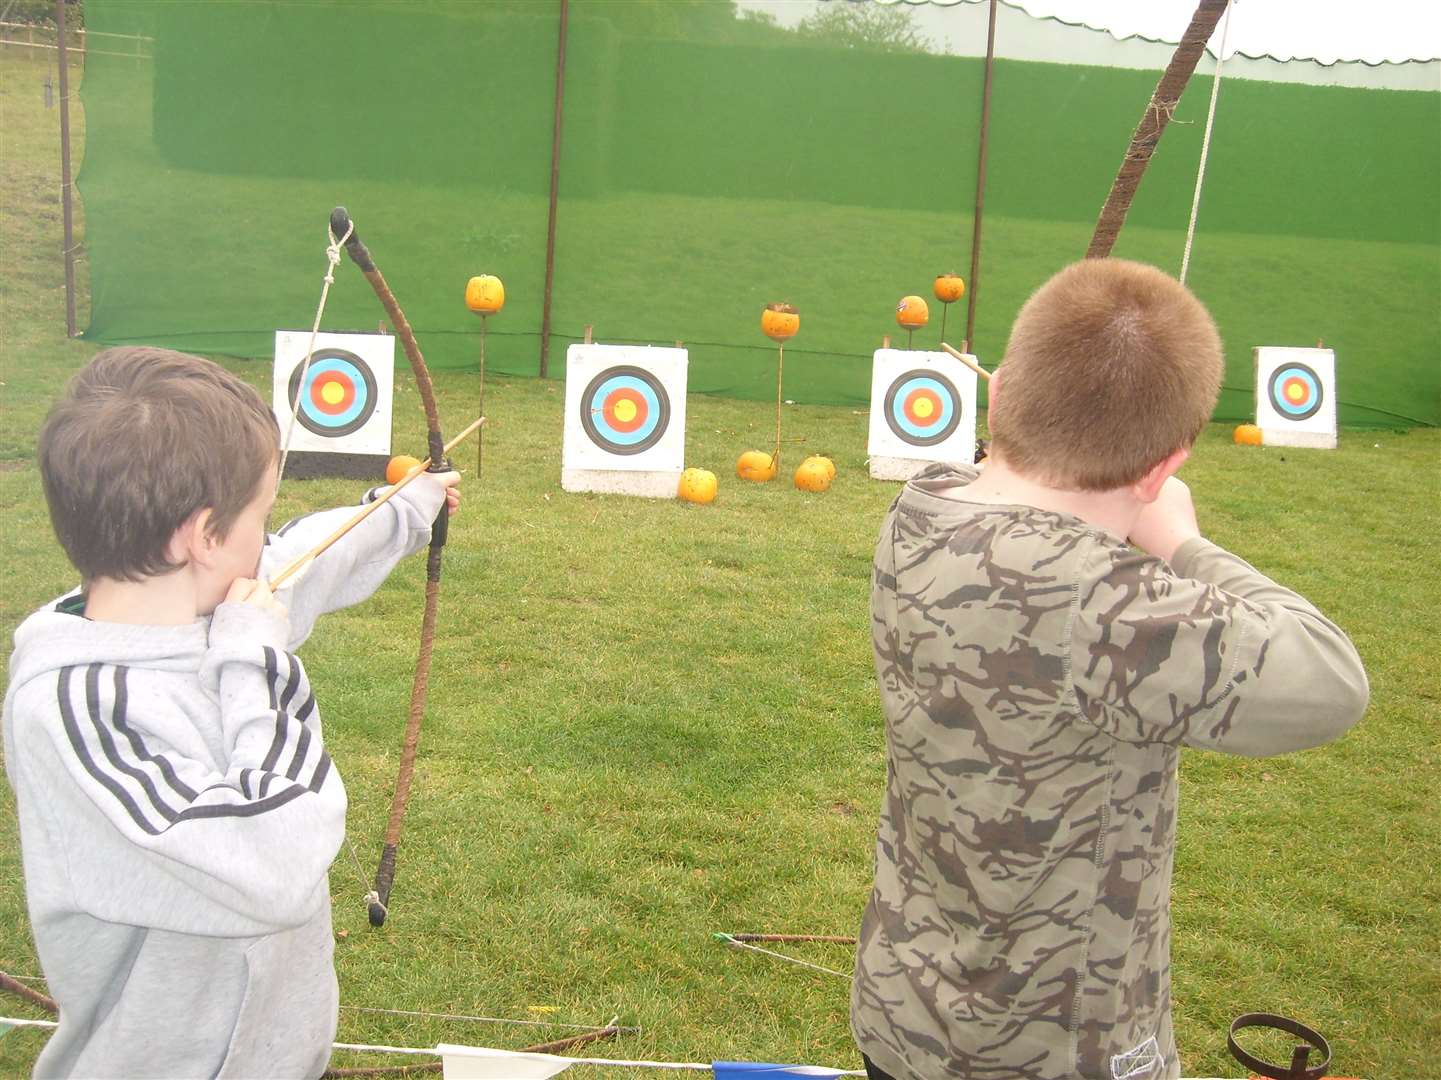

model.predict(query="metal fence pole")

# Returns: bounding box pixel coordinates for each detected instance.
[56,0,78,338]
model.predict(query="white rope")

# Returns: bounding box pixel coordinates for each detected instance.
[1179,0,1234,286]
[717,934,853,981]
[340,1005,640,1034]
[0,1018,1232,1079]
[0,1021,861,1075]
[278,218,354,481]
[437,1046,866,1074]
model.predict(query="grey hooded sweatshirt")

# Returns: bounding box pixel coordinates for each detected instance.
[3,477,446,1079]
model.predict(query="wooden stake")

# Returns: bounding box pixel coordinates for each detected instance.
[773,343,784,467]
[583,324,593,345]
[269,415,485,590]
[939,341,992,382]
[476,316,487,478]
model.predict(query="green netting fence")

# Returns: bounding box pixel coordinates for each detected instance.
[78,0,1439,427]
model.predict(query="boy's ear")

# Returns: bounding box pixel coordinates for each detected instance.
[170,508,218,568]
[1133,447,1190,503]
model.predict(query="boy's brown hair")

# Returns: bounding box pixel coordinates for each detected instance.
[988,258,1222,491]
[38,347,281,583]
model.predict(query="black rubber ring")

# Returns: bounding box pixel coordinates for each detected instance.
[1227,1013,1332,1080]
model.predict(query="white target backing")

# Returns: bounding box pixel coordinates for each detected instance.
[1254,347,1336,449]
[868,349,978,480]
[562,344,687,496]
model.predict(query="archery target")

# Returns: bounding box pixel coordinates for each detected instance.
[273,331,394,457]
[287,350,378,437]
[868,349,977,475]
[579,366,670,456]
[1266,362,1323,421]
[1254,347,1337,449]
[883,370,963,446]
[563,344,686,474]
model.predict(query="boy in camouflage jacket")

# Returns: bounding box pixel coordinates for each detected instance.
[850,260,1368,1080]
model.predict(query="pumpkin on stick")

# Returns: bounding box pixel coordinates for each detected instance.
[933,273,965,343]
[738,303,799,481]
[465,274,505,476]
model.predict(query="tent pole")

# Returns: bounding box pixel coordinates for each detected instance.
[538,0,570,378]
[963,0,997,354]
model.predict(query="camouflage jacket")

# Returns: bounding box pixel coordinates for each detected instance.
[851,463,1367,1080]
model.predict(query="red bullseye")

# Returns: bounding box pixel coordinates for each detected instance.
[603,388,648,433]
[903,388,942,427]
[310,372,356,415]
[1283,377,1311,405]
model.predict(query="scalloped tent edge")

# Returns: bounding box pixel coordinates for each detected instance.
[876,0,1441,67]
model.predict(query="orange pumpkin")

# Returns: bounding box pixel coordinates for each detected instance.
[933,273,966,303]
[761,303,799,343]
[385,454,422,485]
[465,274,505,314]
[896,295,929,330]
[801,454,836,481]
[736,450,778,482]
[1233,423,1264,446]
[794,458,832,493]
[677,467,718,504]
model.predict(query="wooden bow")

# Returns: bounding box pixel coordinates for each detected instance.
[328,206,449,927]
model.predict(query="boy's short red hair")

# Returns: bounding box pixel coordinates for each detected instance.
[988,259,1223,491]
[39,347,280,583]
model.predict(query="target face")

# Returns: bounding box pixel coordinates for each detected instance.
[1253,346,1337,449]
[1266,362,1323,421]
[868,349,978,473]
[273,330,394,458]
[579,366,671,456]
[562,344,687,476]
[287,349,378,437]
[883,369,963,447]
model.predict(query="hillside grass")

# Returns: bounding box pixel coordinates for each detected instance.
[2,45,1439,1079]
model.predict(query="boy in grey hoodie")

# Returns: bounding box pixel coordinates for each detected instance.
[3,346,461,1078]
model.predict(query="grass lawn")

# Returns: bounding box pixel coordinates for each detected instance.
[3,44,1439,1079]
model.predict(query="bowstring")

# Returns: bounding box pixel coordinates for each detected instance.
[278,218,355,483]
[275,218,382,917]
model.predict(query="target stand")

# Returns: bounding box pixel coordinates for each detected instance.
[561,344,688,498]
[1254,347,1337,449]
[273,331,396,479]
[867,349,979,481]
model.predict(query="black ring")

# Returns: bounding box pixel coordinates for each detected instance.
[578,365,670,456]
[882,368,963,447]
[1227,1013,1332,1080]
[286,347,378,438]
[1266,362,1324,422]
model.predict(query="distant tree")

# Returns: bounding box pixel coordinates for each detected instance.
[578,0,784,44]
[794,1,930,54]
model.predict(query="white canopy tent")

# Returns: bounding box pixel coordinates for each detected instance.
[737,0,1441,89]
[996,0,1441,64]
